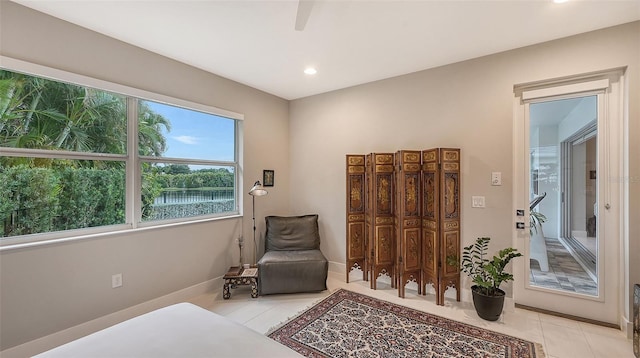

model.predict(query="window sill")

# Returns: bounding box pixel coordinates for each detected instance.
[0,214,242,252]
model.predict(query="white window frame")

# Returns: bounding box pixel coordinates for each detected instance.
[0,56,244,250]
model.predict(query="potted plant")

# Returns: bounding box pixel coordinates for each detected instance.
[529,192,547,236]
[457,237,522,321]
[530,210,547,235]
[529,194,549,272]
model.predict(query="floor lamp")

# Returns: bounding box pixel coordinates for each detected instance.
[248,180,268,264]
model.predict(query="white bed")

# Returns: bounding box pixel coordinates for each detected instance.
[35,303,301,357]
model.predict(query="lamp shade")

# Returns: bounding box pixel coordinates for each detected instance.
[249,180,268,196]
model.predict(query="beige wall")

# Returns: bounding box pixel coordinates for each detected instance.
[289,21,639,315]
[0,2,290,351]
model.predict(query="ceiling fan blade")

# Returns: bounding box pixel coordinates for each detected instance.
[294,0,315,31]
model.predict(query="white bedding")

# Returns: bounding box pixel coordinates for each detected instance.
[35,303,301,357]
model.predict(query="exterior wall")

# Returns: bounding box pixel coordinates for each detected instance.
[0,2,290,351]
[289,21,639,318]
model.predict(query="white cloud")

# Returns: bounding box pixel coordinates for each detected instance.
[173,135,199,145]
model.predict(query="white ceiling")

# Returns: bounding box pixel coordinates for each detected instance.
[12,0,640,100]
[530,96,586,126]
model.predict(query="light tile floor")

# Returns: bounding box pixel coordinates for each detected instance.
[188,272,633,358]
[530,237,597,295]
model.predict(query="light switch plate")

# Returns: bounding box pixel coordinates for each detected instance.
[491,172,502,186]
[112,273,123,288]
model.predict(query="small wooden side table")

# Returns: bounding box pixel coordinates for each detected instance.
[223,266,258,299]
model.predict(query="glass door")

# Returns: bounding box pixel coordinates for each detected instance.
[528,96,598,296]
[512,73,624,325]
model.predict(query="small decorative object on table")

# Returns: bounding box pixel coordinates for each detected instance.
[241,268,258,276]
[237,237,244,267]
[223,266,259,299]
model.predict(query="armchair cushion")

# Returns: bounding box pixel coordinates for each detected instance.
[265,214,320,251]
[258,250,328,295]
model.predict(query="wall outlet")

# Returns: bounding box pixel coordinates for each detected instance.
[472,196,486,208]
[112,273,123,288]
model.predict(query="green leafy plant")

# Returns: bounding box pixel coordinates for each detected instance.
[530,210,547,235]
[459,237,522,296]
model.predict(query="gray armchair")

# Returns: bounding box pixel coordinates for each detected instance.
[257,214,328,295]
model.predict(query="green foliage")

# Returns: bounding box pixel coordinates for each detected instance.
[458,237,522,296]
[138,101,170,156]
[0,70,128,155]
[0,69,169,159]
[530,210,547,235]
[1,165,235,236]
[153,169,234,189]
[92,168,126,226]
[141,167,162,220]
[159,164,191,175]
[0,165,60,236]
[54,167,125,230]
[1,165,125,237]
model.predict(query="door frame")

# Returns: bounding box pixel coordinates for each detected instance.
[560,125,597,241]
[512,68,628,328]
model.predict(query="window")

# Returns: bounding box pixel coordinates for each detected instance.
[0,66,240,244]
[138,100,237,222]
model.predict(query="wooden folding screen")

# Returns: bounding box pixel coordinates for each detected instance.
[346,148,460,305]
[395,150,422,298]
[366,153,396,290]
[345,154,367,283]
[422,148,461,305]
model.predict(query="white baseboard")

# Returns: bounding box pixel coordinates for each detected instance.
[0,277,222,358]
[328,260,346,275]
[622,315,633,339]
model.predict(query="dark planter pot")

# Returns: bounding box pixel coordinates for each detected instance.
[471,285,506,321]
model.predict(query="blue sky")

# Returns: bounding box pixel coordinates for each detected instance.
[145,101,235,162]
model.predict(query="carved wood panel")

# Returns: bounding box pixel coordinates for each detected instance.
[402,228,421,269]
[439,148,461,303]
[422,230,438,276]
[442,231,460,276]
[422,148,461,305]
[395,150,422,297]
[348,221,365,258]
[421,149,440,299]
[366,153,395,290]
[375,225,394,263]
[346,155,367,282]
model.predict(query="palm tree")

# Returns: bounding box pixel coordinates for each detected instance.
[138,101,170,157]
[1,70,169,165]
[0,72,49,147]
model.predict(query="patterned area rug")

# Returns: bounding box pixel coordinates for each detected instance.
[268,289,545,358]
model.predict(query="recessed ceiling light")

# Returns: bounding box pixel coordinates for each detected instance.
[304,67,317,75]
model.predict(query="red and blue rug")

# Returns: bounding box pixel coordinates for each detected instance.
[268,289,545,358]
